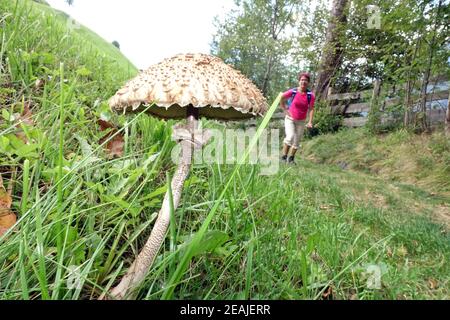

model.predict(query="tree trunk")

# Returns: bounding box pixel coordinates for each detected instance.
[419,69,431,131]
[313,0,349,102]
[262,0,279,96]
[418,0,443,131]
[262,55,274,96]
[371,80,381,107]
[446,90,450,136]
[367,80,382,132]
[404,39,421,127]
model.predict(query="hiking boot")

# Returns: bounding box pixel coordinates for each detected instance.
[281,154,287,162]
[287,156,296,164]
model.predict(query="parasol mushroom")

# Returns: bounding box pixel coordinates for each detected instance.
[104,53,267,299]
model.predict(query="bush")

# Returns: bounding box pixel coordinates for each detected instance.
[305,101,343,138]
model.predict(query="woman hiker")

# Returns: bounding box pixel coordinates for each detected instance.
[280,72,315,164]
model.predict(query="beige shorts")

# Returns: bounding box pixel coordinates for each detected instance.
[283,115,305,149]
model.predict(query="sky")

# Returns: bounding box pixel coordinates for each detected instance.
[46,0,236,69]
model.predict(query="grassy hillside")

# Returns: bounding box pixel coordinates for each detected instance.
[1,0,136,98]
[0,0,448,301]
[33,1,135,75]
[303,128,450,195]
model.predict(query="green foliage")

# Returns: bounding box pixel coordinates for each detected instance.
[0,88,16,104]
[75,66,92,77]
[292,0,329,74]
[332,0,449,101]
[211,0,303,101]
[178,230,231,259]
[367,101,383,134]
[306,102,343,138]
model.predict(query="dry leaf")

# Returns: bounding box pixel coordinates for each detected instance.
[348,289,358,300]
[14,102,34,143]
[15,132,28,144]
[0,175,16,236]
[105,134,124,159]
[0,213,16,236]
[322,286,333,300]
[98,119,124,158]
[0,189,12,212]
[428,279,438,290]
[20,102,34,126]
[35,78,45,90]
[0,174,12,208]
[97,119,116,131]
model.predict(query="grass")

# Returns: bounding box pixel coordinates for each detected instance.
[0,0,449,300]
[302,127,450,195]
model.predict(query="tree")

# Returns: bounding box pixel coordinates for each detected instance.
[328,0,448,131]
[313,0,349,101]
[211,0,449,134]
[418,0,445,131]
[211,0,301,101]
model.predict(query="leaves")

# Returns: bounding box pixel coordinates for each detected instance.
[76,66,92,77]
[0,213,16,237]
[178,230,230,260]
[0,174,16,237]
[73,135,101,169]
[212,0,301,100]
[98,119,124,159]
[0,102,43,161]
[0,134,39,159]
[428,278,438,290]
[105,135,124,159]
[18,102,34,126]
[322,285,334,300]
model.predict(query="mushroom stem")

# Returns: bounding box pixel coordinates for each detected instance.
[105,109,199,300]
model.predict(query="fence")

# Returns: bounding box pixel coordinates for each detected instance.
[269,77,449,128]
[327,79,449,127]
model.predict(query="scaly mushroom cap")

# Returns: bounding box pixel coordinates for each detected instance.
[109,53,268,120]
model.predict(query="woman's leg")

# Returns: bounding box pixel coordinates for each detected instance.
[282,143,290,159]
[282,116,295,160]
[288,121,305,163]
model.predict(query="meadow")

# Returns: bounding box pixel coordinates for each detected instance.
[0,0,448,300]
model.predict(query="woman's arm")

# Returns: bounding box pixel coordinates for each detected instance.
[280,96,287,110]
[307,94,315,127]
[307,108,314,128]
[280,96,290,116]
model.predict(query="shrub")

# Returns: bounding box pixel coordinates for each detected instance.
[305,101,343,138]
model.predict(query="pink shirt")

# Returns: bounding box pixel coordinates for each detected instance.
[283,89,315,121]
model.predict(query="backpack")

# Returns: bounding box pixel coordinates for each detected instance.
[287,88,312,110]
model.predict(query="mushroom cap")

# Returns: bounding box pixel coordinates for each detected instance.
[109,53,268,120]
